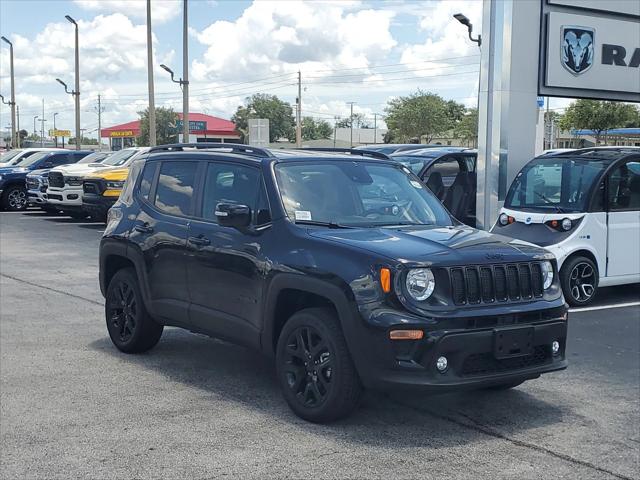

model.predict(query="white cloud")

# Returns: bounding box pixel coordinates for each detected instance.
[74,0,181,24]
[192,1,397,83]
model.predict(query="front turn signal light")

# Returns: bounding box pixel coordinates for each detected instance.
[380,267,391,293]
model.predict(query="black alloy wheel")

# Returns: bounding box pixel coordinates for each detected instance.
[560,256,599,307]
[105,268,163,353]
[2,185,27,211]
[282,325,333,408]
[276,308,362,422]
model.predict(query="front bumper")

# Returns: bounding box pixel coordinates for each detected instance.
[348,305,568,391]
[46,187,83,206]
[27,189,47,205]
[82,193,116,220]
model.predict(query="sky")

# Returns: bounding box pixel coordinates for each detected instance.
[0,0,565,141]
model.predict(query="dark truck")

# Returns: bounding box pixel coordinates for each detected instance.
[99,144,568,422]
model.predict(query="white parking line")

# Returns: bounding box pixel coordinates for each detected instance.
[570,301,640,313]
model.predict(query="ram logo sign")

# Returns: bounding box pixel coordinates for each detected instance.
[561,26,595,75]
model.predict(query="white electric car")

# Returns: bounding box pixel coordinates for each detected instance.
[492,147,640,306]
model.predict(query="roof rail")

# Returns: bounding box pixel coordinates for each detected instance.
[147,142,275,158]
[296,147,390,160]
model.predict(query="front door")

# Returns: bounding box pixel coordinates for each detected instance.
[606,159,640,277]
[186,160,272,346]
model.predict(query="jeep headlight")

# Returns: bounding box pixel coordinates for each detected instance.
[405,268,436,301]
[106,181,125,189]
[541,261,554,290]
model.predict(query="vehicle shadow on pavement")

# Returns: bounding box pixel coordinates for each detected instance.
[89,328,570,448]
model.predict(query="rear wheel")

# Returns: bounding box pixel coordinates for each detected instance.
[560,256,598,307]
[1,185,27,211]
[105,267,163,353]
[276,308,362,423]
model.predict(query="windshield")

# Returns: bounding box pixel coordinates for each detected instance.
[102,149,137,166]
[78,152,110,164]
[274,161,452,227]
[16,151,50,168]
[0,150,23,165]
[505,157,608,212]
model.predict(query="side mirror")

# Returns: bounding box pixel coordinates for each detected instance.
[215,202,251,229]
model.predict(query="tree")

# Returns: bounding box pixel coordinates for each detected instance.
[18,130,28,142]
[231,94,295,143]
[69,136,98,145]
[384,90,464,143]
[334,113,370,129]
[453,108,478,147]
[559,100,639,144]
[301,117,332,140]
[138,107,179,146]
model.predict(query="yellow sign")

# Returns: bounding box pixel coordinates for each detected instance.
[48,129,71,137]
[109,130,135,138]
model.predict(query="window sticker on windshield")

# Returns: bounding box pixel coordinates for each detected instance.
[410,180,422,188]
[294,210,312,221]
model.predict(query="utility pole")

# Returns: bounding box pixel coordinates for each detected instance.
[146,0,156,146]
[347,102,355,148]
[373,113,378,144]
[33,116,38,136]
[16,104,20,147]
[333,115,339,147]
[96,94,104,151]
[66,15,81,150]
[296,70,302,147]
[1,37,16,149]
[182,0,189,142]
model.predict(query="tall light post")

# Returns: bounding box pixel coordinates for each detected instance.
[182,0,189,143]
[55,78,79,146]
[65,15,81,150]
[33,115,38,137]
[53,112,59,147]
[1,36,16,149]
[146,0,156,146]
[160,64,189,141]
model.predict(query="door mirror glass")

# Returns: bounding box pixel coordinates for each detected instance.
[215,202,251,228]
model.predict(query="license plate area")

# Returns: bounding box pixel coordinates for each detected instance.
[493,326,534,359]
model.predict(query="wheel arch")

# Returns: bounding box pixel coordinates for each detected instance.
[262,274,356,358]
[560,249,600,277]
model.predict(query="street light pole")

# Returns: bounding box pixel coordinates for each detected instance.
[453,13,482,135]
[66,15,81,150]
[53,112,58,147]
[1,37,16,149]
[347,102,355,148]
[33,115,38,137]
[146,0,156,146]
[182,0,189,142]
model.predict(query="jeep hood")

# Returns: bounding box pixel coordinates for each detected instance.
[309,226,551,265]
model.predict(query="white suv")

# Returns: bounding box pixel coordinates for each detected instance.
[46,147,147,219]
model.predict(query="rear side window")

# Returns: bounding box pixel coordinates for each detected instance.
[138,162,157,201]
[608,161,640,211]
[154,161,198,217]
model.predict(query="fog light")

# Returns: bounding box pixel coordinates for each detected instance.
[436,356,448,372]
[551,341,560,355]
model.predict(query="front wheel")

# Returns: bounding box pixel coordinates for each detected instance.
[275,308,362,423]
[105,267,163,353]
[560,256,599,307]
[1,185,28,211]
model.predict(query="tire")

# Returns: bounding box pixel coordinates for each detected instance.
[275,307,363,423]
[105,267,163,353]
[485,380,525,391]
[1,185,28,211]
[560,256,599,307]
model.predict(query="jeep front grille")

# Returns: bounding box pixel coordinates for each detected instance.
[48,172,65,188]
[446,262,544,305]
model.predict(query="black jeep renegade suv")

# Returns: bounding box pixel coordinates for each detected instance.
[99,143,568,422]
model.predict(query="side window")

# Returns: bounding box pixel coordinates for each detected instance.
[428,157,462,188]
[608,161,640,211]
[201,163,263,224]
[154,161,198,217]
[138,162,157,201]
[50,154,69,166]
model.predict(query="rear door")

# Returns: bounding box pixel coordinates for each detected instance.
[606,159,640,278]
[129,159,200,324]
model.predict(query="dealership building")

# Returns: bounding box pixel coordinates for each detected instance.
[100,113,241,150]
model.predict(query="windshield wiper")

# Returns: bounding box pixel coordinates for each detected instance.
[294,220,353,229]
[371,221,433,227]
[532,191,566,213]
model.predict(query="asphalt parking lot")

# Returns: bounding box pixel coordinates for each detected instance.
[1,210,639,480]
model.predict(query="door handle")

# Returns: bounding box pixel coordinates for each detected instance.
[134,223,153,233]
[188,235,211,246]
